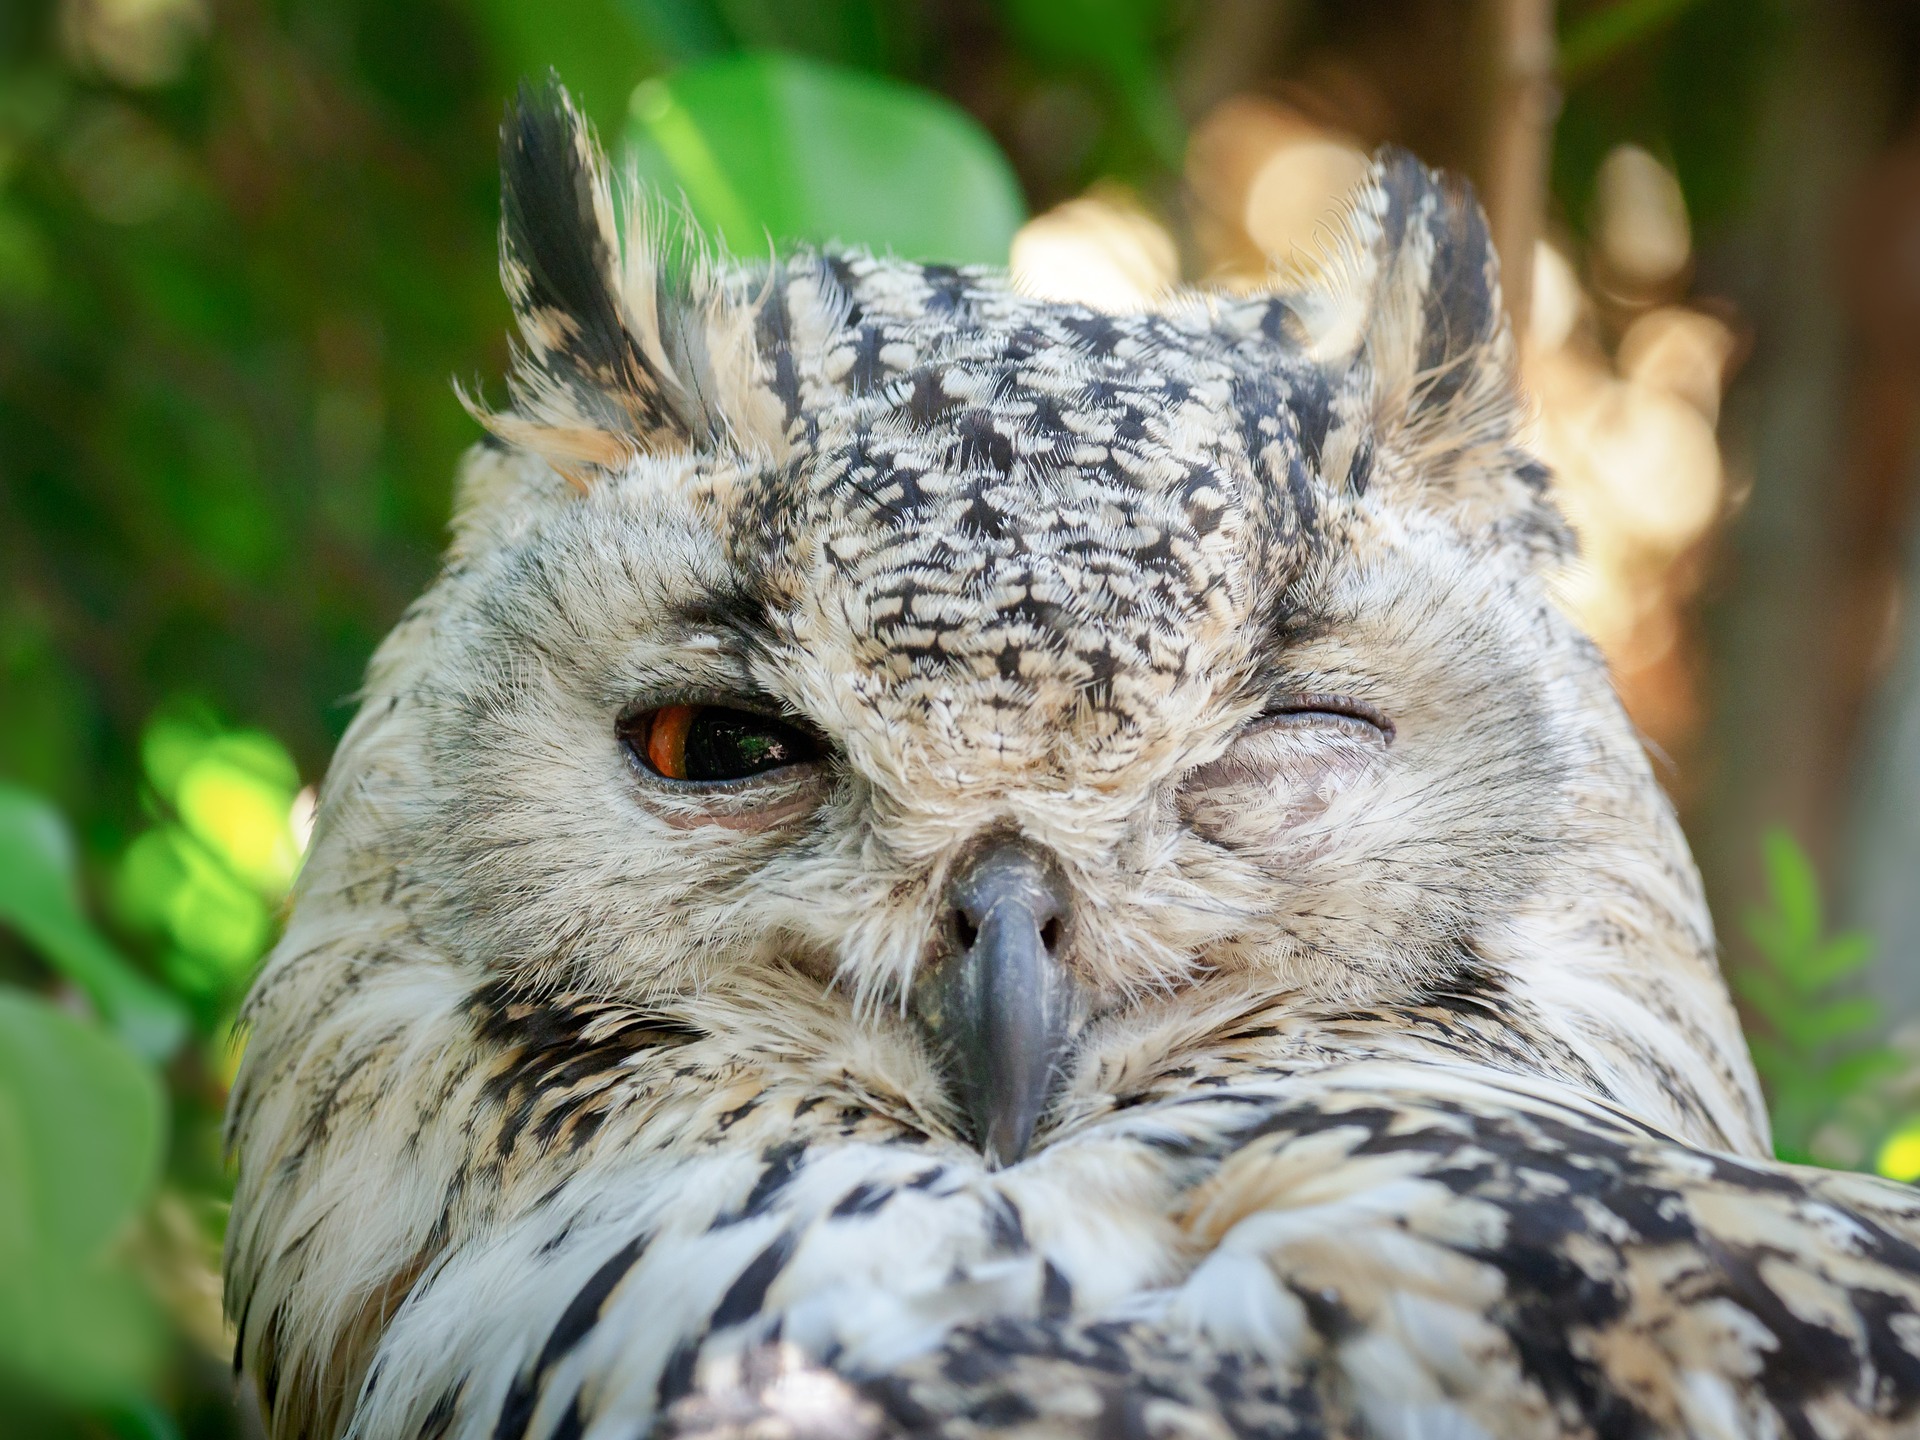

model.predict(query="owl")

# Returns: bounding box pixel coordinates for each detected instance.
[224,83,1920,1440]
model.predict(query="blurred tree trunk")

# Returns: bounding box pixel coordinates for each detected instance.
[1693,2,1905,985]
[1847,433,1920,1019]
[1475,0,1557,333]
[1839,113,1920,1015]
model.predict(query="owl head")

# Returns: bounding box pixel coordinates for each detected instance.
[290,83,1762,1169]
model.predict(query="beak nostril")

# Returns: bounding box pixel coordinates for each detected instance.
[951,910,1060,957]
[917,833,1080,1167]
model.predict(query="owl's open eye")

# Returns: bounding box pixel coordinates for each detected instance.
[620,704,825,783]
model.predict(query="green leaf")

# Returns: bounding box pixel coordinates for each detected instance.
[1804,930,1876,988]
[1744,1033,1795,1087]
[623,51,1026,264]
[1730,967,1796,1030]
[1759,826,1822,958]
[1741,905,1787,965]
[0,993,165,1259]
[0,991,166,1404]
[174,734,301,891]
[1775,995,1880,1053]
[1769,1088,1825,1157]
[0,785,188,1062]
[1824,1047,1904,1095]
[139,706,217,803]
[1737,827,1899,1170]
[140,700,290,808]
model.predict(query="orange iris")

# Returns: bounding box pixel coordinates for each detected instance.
[644,704,697,780]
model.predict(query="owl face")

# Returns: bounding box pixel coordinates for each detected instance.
[217,93,1783,1440]
[416,425,1569,979]
[332,87,1685,1164]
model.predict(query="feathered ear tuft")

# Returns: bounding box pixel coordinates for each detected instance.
[1267,149,1563,559]
[1346,149,1514,458]
[470,78,697,488]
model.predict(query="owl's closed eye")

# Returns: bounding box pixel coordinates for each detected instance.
[1180,694,1392,846]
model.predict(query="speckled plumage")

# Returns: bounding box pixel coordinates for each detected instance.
[224,85,1920,1440]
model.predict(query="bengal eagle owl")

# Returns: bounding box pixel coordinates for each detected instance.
[225,84,1920,1440]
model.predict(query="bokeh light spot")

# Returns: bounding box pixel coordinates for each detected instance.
[1010,187,1178,310]
[1877,1123,1920,1182]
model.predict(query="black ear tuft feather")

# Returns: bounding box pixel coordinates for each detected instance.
[1372,149,1503,417]
[483,76,691,479]
[1240,148,1560,561]
[500,77,631,384]
[1359,151,1563,560]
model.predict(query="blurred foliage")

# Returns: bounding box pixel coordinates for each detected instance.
[990,0,1184,171]
[0,785,187,1061]
[1738,829,1907,1167]
[625,52,1024,260]
[0,990,168,1418]
[0,0,1882,1435]
[113,706,305,1024]
[1552,0,1791,238]
[1,719,294,1437]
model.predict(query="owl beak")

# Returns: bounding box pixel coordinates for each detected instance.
[910,835,1081,1169]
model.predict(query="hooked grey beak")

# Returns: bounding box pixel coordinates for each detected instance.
[910,834,1083,1168]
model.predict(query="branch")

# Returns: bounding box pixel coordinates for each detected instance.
[1478,0,1559,337]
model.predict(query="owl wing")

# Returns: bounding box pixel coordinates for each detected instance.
[656,1069,1920,1440]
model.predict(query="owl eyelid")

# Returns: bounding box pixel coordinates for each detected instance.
[614,692,806,732]
[1257,693,1395,744]
[1179,692,1391,796]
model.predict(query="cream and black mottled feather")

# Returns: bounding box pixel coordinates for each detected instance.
[225,85,1920,1440]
